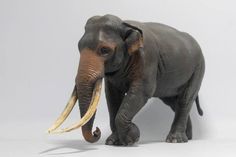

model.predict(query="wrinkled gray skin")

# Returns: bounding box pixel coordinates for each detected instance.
[77,14,205,146]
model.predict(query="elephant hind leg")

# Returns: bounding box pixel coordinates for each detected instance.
[166,61,204,143]
[186,116,192,140]
[161,97,192,140]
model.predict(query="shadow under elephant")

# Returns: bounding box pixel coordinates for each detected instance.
[39,139,103,155]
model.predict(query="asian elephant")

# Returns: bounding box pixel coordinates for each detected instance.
[48,14,205,146]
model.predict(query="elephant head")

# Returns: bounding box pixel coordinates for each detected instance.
[47,15,143,143]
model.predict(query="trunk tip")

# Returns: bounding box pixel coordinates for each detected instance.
[83,127,101,143]
[93,127,101,138]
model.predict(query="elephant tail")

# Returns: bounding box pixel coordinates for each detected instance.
[195,95,203,116]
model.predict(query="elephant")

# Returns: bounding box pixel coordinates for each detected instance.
[48,14,205,146]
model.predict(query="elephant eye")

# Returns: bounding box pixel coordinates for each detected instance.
[99,47,112,56]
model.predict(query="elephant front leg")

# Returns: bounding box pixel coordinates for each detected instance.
[115,86,148,146]
[104,79,125,145]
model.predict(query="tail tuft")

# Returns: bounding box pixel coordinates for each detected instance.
[195,96,203,116]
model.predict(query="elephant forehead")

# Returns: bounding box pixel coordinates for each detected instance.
[98,31,117,49]
[85,15,122,30]
[79,30,118,51]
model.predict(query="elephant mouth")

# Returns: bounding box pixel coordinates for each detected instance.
[105,70,119,76]
[105,64,122,76]
[47,79,102,134]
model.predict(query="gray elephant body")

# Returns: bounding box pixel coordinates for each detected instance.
[69,15,205,145]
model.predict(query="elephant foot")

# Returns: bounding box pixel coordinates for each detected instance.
[118,123,140,146]
[105,132,122,146]
[106,123,140,146]
[166,132,188,143]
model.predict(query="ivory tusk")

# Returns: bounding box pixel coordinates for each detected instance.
[47,86,77,133]
[51,79,102,134]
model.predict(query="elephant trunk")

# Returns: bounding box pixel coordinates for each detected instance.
[75,49,104,143]
[76,80,100,142]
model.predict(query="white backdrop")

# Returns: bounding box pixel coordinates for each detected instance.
[1,0,236,156]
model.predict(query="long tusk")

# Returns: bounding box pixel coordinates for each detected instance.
[51,79,102,134]
[47,86,77,133]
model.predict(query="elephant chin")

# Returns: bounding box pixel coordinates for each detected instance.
[47,79,102,143]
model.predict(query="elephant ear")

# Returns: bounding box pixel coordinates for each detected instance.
[123,22,144,55]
